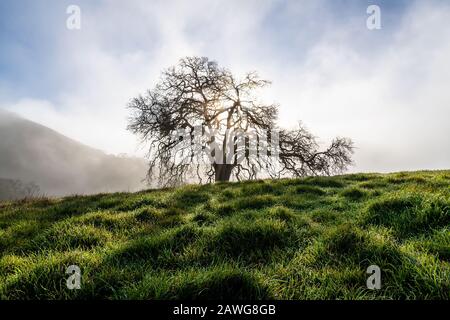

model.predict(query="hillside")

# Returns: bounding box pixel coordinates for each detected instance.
[0,109,147,197]
[0,171,449,299]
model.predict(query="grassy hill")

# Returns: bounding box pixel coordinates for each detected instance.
[0,170,449,300]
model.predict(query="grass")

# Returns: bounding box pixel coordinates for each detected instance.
[0,170,448,300]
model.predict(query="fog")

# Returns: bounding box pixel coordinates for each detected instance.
[0,109,147,197]
[0,0,449,193]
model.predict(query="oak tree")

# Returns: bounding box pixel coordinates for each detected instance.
[128,57,353,186]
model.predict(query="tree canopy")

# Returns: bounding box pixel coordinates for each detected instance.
[128,56,353,186]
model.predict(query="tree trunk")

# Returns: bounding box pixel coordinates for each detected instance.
[214,164,234,182]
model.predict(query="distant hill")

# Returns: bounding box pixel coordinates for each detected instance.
[0,109,147,197]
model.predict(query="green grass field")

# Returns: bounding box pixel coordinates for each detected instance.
[0,171,449,299]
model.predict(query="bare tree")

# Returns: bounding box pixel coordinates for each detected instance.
[128,56,353,186]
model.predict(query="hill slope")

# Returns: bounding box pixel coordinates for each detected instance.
[0,171,449,299]
[0,109,147,197]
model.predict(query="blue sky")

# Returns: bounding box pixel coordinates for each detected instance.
[0,0,411,99]
[1,0,449,172]
[0,0,412,100]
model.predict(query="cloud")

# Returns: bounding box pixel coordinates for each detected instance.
[1,0,449,172]
[258,0,450,172]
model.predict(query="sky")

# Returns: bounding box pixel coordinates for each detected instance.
[0,0,449,173]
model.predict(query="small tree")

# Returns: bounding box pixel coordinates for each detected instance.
[128,56,353,186]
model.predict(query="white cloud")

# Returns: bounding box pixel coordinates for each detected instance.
[2,0,449,172]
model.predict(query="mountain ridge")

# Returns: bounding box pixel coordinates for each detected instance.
[0,109,147,197]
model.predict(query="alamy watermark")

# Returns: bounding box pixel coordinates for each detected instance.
[367,5,381,30]
[64,5,381,31]
[170,126,280,166]
[366,265,381,290]
[66,5,81,30]
[66,265,81,289]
